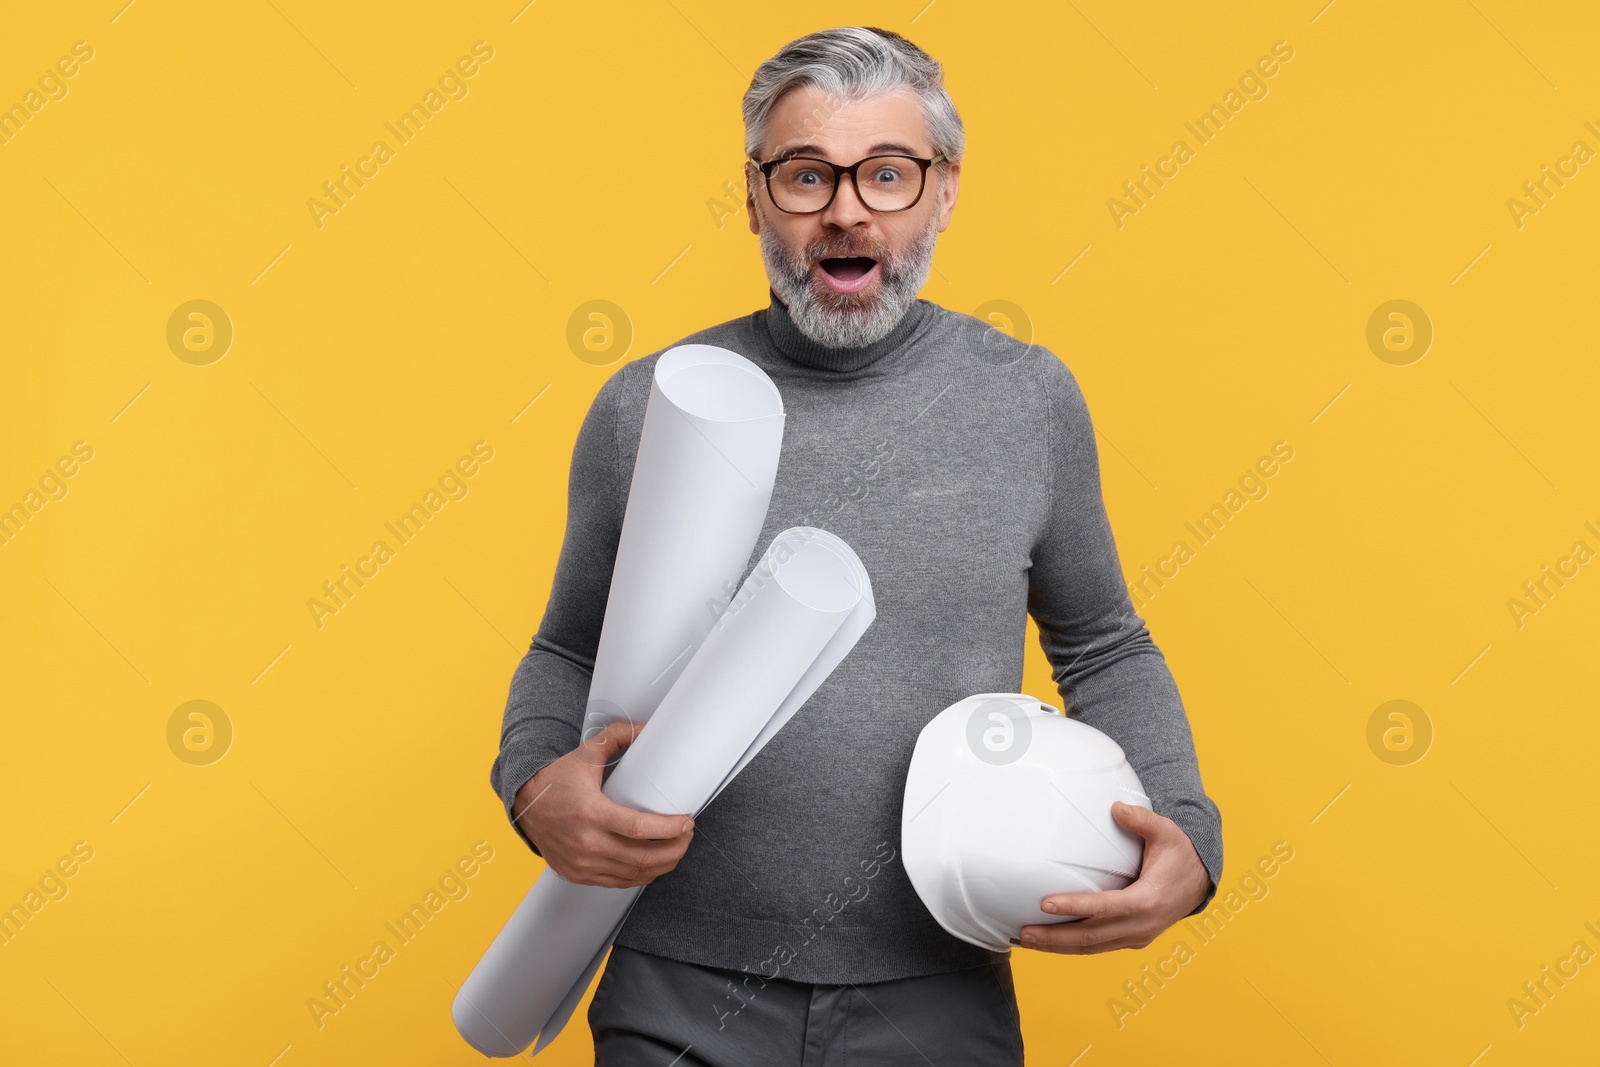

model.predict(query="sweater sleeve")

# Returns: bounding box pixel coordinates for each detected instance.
[489,365,630,855]
[1026,353,1223,916]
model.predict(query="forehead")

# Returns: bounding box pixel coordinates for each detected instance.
[760,86,931,160]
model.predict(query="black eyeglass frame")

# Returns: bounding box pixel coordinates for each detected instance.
[750,153,947,215]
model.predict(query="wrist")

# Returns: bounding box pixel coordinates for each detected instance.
[512,765,555,853]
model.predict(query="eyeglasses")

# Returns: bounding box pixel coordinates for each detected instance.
[752,153,945,214]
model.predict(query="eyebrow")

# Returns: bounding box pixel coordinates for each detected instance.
[766,141,927,160]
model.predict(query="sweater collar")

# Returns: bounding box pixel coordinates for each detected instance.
[758,286,935,373]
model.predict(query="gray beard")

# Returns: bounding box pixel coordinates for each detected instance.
[758,199,941,350]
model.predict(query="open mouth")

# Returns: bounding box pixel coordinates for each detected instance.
[816,256,881,294]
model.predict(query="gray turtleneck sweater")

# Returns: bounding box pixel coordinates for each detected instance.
[491,290,1223,984]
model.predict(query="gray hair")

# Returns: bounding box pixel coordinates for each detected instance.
[742,27,964,170]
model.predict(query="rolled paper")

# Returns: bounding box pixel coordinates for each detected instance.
[522,528,874,1054]
[452,345,782,1058]
[454,526,876,1056]
[584,344,786,737]
[705,529,875,805]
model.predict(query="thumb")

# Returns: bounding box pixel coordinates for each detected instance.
[577,719,642,773]
[1111,800,1158,840]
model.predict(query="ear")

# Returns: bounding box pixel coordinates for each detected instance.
[936,161,960,233]
[745,162,762,235]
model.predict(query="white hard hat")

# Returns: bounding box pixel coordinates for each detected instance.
[901,693,1152,952]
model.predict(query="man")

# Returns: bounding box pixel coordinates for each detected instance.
[491,25,1222,1066]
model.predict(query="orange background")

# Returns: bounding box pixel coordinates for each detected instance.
[2,1,1596,1064]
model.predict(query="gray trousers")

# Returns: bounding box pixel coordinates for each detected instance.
[587,945,1025,1066]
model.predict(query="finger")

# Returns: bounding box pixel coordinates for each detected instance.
[1019,914,1143,949]
[600,826,696,883]
[585,845,691,886]
[598,830,694,870]
[580,862,676,888]
[594,797,695,842]
[1021,928,1150,955]
[1039,885,1146,922]
[555,852,645,888]
[563,869,640,890]
[575,719,644,770]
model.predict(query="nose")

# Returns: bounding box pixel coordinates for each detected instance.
[819,172,874,230]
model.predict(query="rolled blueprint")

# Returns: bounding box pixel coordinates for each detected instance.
[453,528,876,1057]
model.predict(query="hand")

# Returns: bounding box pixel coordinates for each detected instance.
[512,719,695,888]
[1018,801,1211,954]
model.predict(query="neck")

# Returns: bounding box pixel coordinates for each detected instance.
[759,287,934,373]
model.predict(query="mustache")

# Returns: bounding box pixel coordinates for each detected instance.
[810,241,887,261]
[784,240,893,277]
